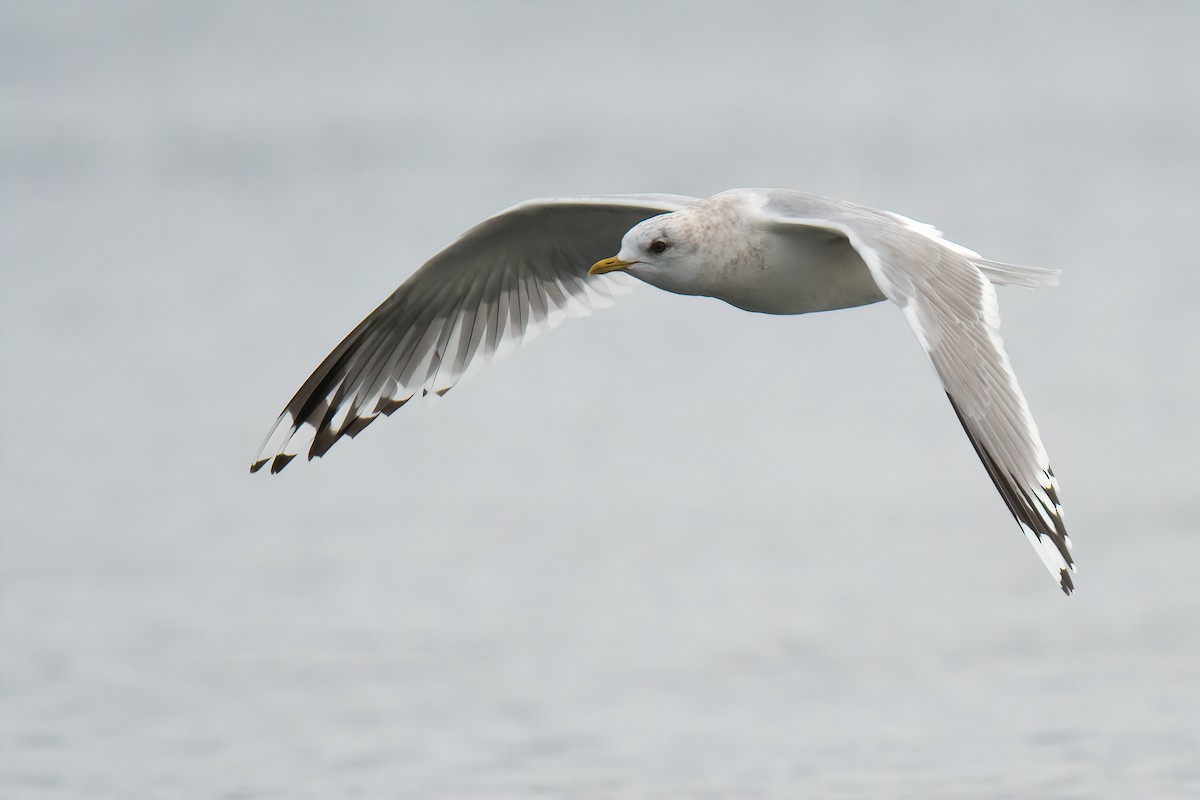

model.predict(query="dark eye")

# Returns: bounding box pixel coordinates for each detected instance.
[649,239,669,254]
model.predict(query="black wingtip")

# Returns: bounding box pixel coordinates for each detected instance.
[250,458,268,474]
[944,392,1076,595]
[269,452,297,474]
[309,424,339,460]
[1060,569,1075,596]
[343,413,376,439]
[375,395,411,416]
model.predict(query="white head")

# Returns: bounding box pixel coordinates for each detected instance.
[588,193,769,298]
[588,211,707,296]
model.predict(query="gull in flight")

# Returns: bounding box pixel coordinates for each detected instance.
[252,189,1075,594]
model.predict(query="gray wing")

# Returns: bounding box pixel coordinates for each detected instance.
[763,191,1075,594]
[252,194,697,474]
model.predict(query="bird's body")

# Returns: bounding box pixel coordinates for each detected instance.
[623,191,887,314]
[253,189,1075,594]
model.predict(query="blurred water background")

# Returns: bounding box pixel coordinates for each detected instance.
[2,1,1197,798]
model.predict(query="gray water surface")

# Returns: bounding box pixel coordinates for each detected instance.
[2,2,1197,798]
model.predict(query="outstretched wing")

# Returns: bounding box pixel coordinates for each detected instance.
[764,191,1075,594]
[253,194,697,474]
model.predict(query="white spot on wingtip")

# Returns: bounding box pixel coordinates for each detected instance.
[1023,528,1070,580]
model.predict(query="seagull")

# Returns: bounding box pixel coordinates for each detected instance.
[252,189,1075,594]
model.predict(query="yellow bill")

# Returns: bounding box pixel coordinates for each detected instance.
[588,256,635,276]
